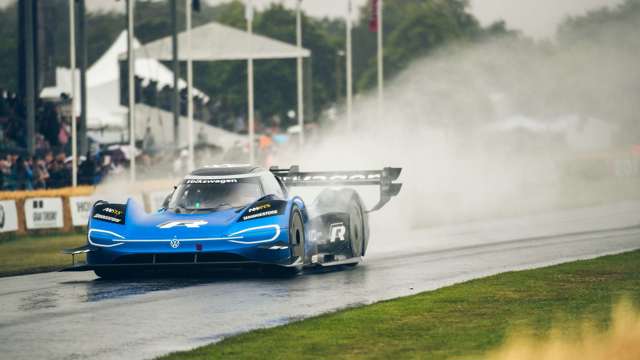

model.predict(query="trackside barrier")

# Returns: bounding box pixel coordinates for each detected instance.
[0,183,173,237]
[0,200,19,233]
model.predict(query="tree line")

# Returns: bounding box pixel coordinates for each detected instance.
[1,0,635,132]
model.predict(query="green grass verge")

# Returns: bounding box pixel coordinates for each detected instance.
[159,250,640,360]
[0,233,86,277]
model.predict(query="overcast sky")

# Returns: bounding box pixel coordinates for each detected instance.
[1,0,625,39]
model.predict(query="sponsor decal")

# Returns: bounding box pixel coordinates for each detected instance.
[158,220,208,229]
[329,223,347,242]
[92,203,127,225]
[102,207,123,216]
[93,213,122,223]
[309,230,322,243]
[248,203,271,213]
[184,178,238,184]
[242,210,279,221]
[281,173,381,183]
[239,200,287,222]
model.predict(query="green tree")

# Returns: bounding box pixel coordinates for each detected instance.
[0,0,517,131]
[353,0,492,91]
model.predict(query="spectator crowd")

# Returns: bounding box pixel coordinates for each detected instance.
[0,150,120,191]
[0,89,122,191]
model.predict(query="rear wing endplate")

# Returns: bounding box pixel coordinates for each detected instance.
[270,165,402,212]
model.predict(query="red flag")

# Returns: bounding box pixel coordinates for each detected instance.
[369,0,379,32]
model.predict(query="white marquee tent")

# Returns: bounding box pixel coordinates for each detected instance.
[42,31,208,131]
[41,22,310,150]
[41,31,243,148]
[127,22,310,61]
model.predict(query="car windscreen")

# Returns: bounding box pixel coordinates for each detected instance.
[167,177,263,213]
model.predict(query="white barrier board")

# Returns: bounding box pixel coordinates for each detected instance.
[24,198,64,229]
[69,196,94,227]
[0,200,18,233]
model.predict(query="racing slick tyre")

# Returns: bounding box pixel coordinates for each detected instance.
[289,205,305,262]
[313,188,369,260]
[348,198,365,258]
[264,206,305,278]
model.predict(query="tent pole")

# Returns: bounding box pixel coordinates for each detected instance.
[69,0,77,187]
[377,0,384,122]
[170,0,180,150]
[246,1,255,165]
[78,0,88,156]
[127,0,136,183]
[186,0,194,171]
[296,0,304,147]
[23,0,35,156]
[346,0,353,131]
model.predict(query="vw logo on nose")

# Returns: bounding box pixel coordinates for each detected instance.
[170,237,180,249]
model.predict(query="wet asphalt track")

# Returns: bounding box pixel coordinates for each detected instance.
[0,201,639,360]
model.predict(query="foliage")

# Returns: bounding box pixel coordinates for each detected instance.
[0,232,86,277]
[0,0,514,127]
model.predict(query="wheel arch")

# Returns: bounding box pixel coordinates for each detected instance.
[310,188,370,256]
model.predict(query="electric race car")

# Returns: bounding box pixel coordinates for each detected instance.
[63,165,402,279]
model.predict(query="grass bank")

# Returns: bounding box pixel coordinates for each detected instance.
[0,232,86,277]
[160,250,640,360]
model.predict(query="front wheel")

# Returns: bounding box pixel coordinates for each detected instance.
[289,205,305,263]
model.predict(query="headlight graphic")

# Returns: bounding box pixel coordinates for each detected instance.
[227,225,281,244]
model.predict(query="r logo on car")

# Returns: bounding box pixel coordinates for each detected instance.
[329,223,346,242]
[158,220,208,229]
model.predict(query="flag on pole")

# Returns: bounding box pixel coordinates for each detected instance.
[369,0,379,32]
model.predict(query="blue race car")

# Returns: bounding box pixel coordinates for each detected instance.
[64,164,402,278]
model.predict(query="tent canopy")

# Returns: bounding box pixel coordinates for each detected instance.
[92,31,208,100]
[124,22,310,61]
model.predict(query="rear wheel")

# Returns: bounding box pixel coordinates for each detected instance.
[348,199,365,258]
[313,188,369,261]
[289,206,305,264]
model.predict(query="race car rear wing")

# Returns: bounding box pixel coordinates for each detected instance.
[270,165,402,212]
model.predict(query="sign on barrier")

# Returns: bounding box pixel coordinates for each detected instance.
[69,196,94,227]
[0,200,18,233]
[24,197,64,229]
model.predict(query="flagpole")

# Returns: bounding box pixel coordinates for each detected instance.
[170,0,180,150]
[346,0,353,131]
[246,0,255,164]
[186,0,194,171]
[127,0,136,183]
[296,0,304,146]
[69,0,77,187]
[377,0,384,121]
